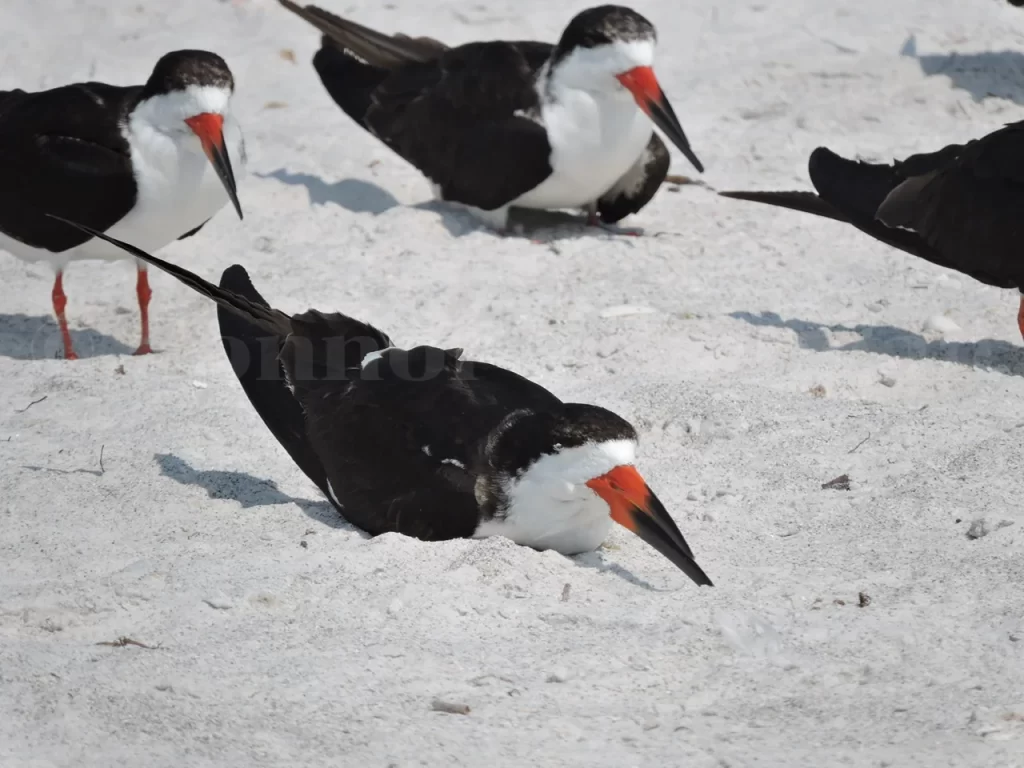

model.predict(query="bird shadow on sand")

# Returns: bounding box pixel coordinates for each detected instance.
[155,453,351,530]
[259,169,400,214]
[412,199,650,241]
[901,36,1024,105]
[0,314,135,360]
[730,310,1024,375]
[571,550,669,592]
[260,170,654,241]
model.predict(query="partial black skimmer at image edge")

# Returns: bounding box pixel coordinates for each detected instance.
[720,128,1024,340]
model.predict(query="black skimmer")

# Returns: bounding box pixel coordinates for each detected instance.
[720,132,1024,339]
[278,2,703,231]
[1,49,245,359]
[53,218,713,587]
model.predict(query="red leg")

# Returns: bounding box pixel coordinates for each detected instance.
[134,266,153,356]
[1018,295,1024,341]
[51,271,78,360]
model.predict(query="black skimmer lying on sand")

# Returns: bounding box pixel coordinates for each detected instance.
[720,132,1024,339]
[279,1,703,231]
[54,219,713,587]
[2,50,244,359]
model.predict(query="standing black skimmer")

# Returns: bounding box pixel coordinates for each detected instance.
[1,50,244,359]
[720,130,1024,339]
[54,219,713,586]
[278,2,703,231]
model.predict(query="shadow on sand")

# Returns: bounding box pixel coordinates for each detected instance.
[155,453,349,530]
[259,170,400,214]
[901,36,1024,105]
[0,314,135,360]
[411,199,651,240]
[572,550,671,592]
[258,169,654,240]
[730,310,1024,374]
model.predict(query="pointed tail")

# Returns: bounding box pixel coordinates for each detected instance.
[717,189,849,223]
[47,216,292,338]
[278,0,446,67]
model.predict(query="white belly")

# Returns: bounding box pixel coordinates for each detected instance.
[0,116,244,270]
[514,91,653,212]
[473,490,614,556]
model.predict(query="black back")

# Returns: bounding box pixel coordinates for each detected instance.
[210,270,567,540]
[0,83,139,251]
[313,39,555,211]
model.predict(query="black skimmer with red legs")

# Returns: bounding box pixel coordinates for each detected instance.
[54,218,713,587]
[278,2,703,232]
[1,49,245,359]
[720,130,1024,340]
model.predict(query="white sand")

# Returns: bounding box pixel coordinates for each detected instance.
[2,0,1024,765]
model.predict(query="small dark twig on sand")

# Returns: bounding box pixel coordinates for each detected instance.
[96,636,160,649]
[848,433,871,454]
[14,395,47,413]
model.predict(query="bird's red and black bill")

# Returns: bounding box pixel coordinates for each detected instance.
[587,465,712,586]
[616,66,704,174]
[185,112,243,220]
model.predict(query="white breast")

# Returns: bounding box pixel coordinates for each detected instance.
[0,108,245,271]
[473,492,613,555]
[81,112,245,261]
[472,439,636,555]
[513,89,652,212]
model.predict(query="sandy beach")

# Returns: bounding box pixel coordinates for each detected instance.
[1,0,1023,765]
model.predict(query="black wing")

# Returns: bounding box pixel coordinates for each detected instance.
[290,332,565,540]
[867,125,1024,288]
[49,218,562,543]
[282,2,555,211]
[216,266,333,499]
[597,133,670,223]
[720,126,1024,289]
[0,83,140,252]
[279,0,448,66]
[369,41,555,210]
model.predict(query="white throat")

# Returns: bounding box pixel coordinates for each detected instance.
[89,84,246,257]
[472,438,637,555]
[511,39,657,213]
